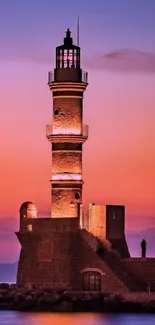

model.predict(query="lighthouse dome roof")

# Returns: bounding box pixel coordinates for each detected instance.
[19,201,37,212]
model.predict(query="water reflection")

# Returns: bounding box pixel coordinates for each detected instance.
[0,311,155,325]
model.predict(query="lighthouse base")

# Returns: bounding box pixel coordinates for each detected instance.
[15,217,153,293]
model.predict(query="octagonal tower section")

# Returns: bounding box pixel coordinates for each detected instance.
[46,29,88,219]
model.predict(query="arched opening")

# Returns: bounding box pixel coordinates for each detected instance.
[27,224,32,232]
[82,271,101,291]
[20,201,37,220]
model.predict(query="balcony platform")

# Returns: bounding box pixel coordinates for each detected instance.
[50,179,83,188]
[46,124,88,143]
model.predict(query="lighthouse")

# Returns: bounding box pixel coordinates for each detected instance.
[16,29,134,292]
[46,28,88,219]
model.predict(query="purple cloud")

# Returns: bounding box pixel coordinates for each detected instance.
[84,49,155,73]
[1,42,155,73]
[0,218,18,243]
[0,48,52,64]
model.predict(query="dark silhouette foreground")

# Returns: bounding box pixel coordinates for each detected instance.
[141,239,147,258]
[0,283,155,313]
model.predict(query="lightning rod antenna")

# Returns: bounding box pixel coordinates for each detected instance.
[77,15,80,46]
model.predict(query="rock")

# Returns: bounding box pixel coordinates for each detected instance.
[0,285,155,313]
[0,294,3,301]
[6,290,17,300]
[62,291,72,301]
[0,283,9,290]
[32,291,44,301]
[37,294,49,306]
[26,295,33,302]
[50,294,61,304]
[0,289,7,295]
[10,284,17,290]
[56,288,66,295]
[14,292,25,302]
[53,301,74,312]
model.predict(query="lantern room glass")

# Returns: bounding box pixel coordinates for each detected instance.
[56,47,80,69]
[55,29,80,69]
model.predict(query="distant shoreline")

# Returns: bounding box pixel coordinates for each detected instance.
[0,284,155,313]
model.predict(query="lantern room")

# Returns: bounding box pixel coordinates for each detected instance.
[48,28,88,84]
[56,29,80,69]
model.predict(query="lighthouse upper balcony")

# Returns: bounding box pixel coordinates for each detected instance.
[46,124,88,143]
[48,69,88,84]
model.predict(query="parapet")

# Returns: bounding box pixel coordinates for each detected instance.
[18,216,80,234]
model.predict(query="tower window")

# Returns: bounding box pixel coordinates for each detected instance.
[82,271,101,291]
[27,224,32,232]
[54,108,60,116]
[74,191,80,200]
[113,211,116,219]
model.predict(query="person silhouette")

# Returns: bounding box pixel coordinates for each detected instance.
[141,239,147,258]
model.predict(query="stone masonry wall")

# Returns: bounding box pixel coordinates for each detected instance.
[124,258,155,289]
[18,217,80,233]
[16,227,128,293]
[52,151,82,174]
[90,205,107,240]
[53,97,82,133]
[52,188,82,218]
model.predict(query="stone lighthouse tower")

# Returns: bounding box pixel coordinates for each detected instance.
[46,29,88,219]
[16,29,148,292]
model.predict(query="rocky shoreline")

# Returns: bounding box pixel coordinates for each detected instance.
[0,284,155,313]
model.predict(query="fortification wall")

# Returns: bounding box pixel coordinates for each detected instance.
[124,258,155,290]
[16,228,128,293]
[19,217,79,233]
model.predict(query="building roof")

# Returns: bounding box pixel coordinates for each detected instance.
[19,201,36,211]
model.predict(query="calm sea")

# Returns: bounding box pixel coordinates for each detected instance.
[0,312,155,325]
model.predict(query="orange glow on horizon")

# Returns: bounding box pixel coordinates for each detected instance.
[28,313,100,325]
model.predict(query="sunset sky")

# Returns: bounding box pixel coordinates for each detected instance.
[0,0,155,262]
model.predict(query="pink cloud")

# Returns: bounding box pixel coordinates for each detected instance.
[1,43,155,73]
[85,49,155,73]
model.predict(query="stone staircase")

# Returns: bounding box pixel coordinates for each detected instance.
[81,229,147,292]
[109,237,130,258]
[81,229,128,293]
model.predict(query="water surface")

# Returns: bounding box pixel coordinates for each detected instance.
[0,311,155,325]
